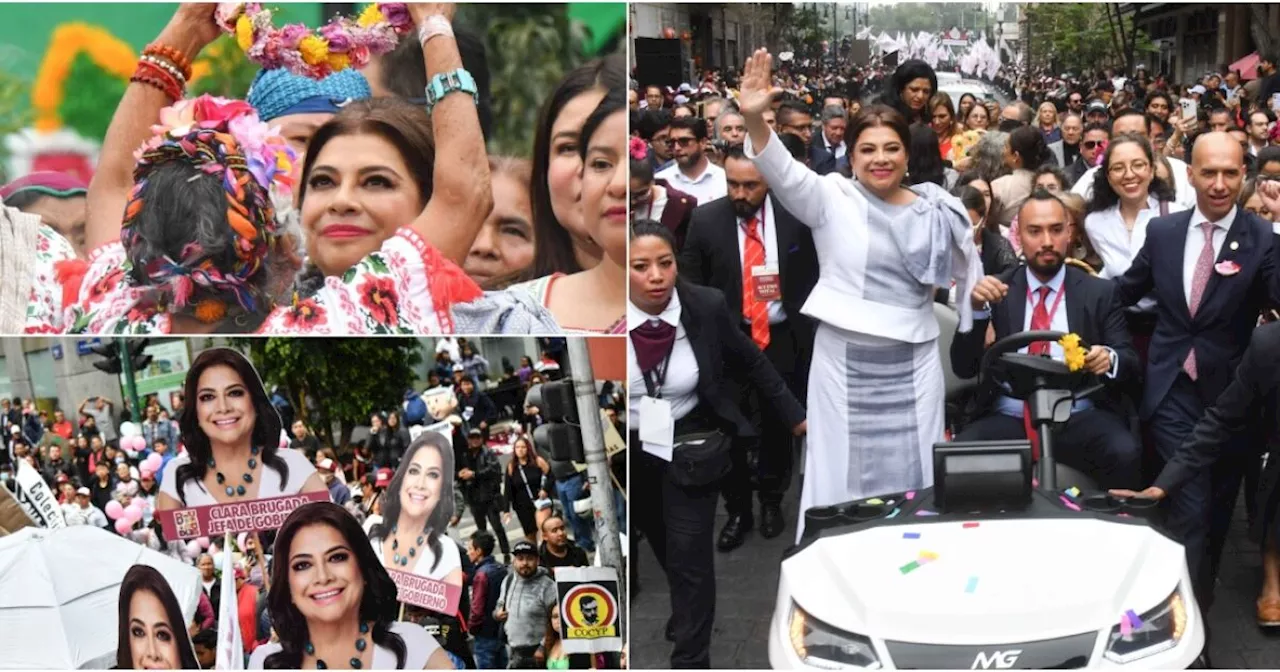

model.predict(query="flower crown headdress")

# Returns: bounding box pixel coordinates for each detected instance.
[217,2,414,80]
[121,95,298,322]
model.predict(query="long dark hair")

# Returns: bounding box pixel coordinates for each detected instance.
[906,123,945,186]
[527,52,627,279]
[174,349,287,505]
[116,564,200,670]
[1008,126,1053,171]
[880,60,937,124]
[1086,133,1174,214]
[369,431,455,573]
[264,502,406,669]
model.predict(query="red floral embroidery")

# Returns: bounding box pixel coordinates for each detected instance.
[88,268,125,303]
[358,276,399,325]
[283,297,327,331]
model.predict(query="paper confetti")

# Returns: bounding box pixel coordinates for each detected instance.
[915,509,939,516]
[867,498,884,505]
[1119,615,1133,637]
[900,560,921,574]
[1126,610,1144,629]
[965,577,979,594]
[918,550,939,563]
[886,507,901,519]
[1059,496,1082,511]
[905,491,916,500]
[1066,487,1081,498]
[903,532,920,539]
[962,522,979,529]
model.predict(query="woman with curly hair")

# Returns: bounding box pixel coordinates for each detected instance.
[250,502,453,669]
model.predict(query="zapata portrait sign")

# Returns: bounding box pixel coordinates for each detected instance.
[556,566,622,654]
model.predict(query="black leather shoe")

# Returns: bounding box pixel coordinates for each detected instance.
[717,514,753,552]
[760,504,786,539]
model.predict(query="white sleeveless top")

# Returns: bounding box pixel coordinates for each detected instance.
[370,529,463,581]
[248,620,440,669]
[159,448,316,507]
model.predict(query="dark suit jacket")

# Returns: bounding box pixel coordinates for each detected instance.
[1113,208,1280,418]
[808,136,850,176]
[652,179,697,252]
[678,195,820,372]
[1154,321,1280,543]
[675,282,806,438]
[951,264,1139,414]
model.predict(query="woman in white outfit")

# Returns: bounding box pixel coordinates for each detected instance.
[737,49,981,541]
[158,348,325,510]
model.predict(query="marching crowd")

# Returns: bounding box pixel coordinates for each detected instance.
[629,45,1280,668]
[1,337,626,669]
[0,2,628,336]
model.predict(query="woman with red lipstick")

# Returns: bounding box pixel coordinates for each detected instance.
[157,349,325,511]
[1083,133,1184,367]
[737,49,982,542]
[116,564,201,669]
[252,502,452,669]
[513,89,629,333]
[367,432,464,586]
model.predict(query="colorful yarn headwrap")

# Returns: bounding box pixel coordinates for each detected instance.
[246,67,372,122]
[121,95,297,320]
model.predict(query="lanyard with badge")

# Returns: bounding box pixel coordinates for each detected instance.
[638,346,676,461]
[743,207,782,303]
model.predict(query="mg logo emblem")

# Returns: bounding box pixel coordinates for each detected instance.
[972,649,1022,669]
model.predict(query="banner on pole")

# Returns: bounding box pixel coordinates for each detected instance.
[14,461,65,529]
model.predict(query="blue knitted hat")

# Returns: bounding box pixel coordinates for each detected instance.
[246,68,373,122]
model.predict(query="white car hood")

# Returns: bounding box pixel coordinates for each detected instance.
[784,518,1186,645]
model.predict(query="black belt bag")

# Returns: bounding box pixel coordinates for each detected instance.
[669,428,732,488]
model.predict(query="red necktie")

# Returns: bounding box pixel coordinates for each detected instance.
[742,217,770,351]
[1023,286,1053,461]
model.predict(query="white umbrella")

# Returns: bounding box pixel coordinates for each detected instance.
[0,525,201,669]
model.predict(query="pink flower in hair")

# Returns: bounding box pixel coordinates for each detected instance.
[629,137,648,161]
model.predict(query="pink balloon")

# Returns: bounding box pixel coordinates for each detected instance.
[141,468,154,480]
[105,500,124,520]
[145,455,163,474]
[124,506,143,523]
[197,536,211,550]
[133,436,148,452]
[185,540,202,557]
[115,518,132,535]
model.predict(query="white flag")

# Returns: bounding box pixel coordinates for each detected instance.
[216,534,244,670]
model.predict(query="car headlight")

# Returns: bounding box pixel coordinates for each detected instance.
[1102,588,1188,664]
[788,602,881,669]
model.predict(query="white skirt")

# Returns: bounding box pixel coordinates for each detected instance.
[797,322,945,542]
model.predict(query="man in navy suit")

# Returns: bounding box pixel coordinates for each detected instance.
[808,105,849,176]
[1113,132,1280,614]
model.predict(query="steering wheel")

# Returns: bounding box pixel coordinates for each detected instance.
[979,330,1104,402]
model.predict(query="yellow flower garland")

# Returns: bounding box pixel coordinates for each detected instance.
[32,23,213,133]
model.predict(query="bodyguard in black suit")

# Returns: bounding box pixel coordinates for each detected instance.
[807,104,850,176]
[1111,133,1280,613]
[630,220,807,668]
[952,190,1142,489]
[679,146,819,549]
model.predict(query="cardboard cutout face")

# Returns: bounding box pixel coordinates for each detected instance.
[423,388,457,422]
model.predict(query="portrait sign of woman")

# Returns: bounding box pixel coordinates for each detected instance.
[368,432,464,614]
[250,502,452,670]
[157,349,325,513]
[116,564,200,670]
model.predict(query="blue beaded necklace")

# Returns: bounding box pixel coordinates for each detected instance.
[208,446,259,497]
[305,621,370,669]
[390,522,429,567]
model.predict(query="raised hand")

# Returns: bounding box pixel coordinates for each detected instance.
[1258,179,1280,216]
[408,2,457,24]
[739,48,783,118]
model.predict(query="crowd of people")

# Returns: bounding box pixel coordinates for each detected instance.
[3,338,625,669]
[629,42,1280,668]
[0,2,628,336]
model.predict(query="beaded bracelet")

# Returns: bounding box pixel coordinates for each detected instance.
[132,60,185,101]
[130,73,184,101]
[140,54,187,89]
[143,43,193,81]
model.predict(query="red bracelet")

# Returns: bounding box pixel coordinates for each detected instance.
[134,60,184,99]
[143,43,193,80]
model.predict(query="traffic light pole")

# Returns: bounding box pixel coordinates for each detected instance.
[564,338,625,614]
[118,337,142,422]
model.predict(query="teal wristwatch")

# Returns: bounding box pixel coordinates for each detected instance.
[425,69,479,114]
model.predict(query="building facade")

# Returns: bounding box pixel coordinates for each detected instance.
[1131,3,1280,83]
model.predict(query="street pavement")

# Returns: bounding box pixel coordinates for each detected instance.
[631,472,1280,669]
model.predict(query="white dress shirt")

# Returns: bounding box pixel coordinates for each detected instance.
[1085,196,1188,311]
[736,195,787,324]
[656,159,727,205]
[636,187,669,223]
[627,293,700,427]
[824,135,847,160]
[1183,206,1236,305]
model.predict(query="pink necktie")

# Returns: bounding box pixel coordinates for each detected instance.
[1184,222,1216,380]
